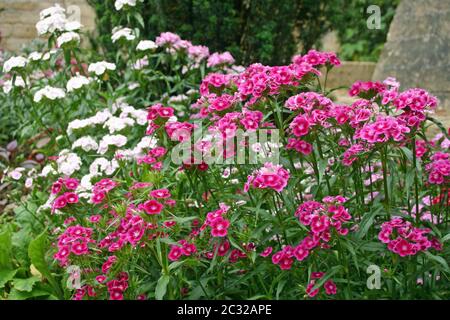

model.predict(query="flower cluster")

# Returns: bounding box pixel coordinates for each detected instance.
[426,152,450,185]
[54,225,94,266]
[200,203,231,237]
[378,217,442,257]
[244,162,290,193]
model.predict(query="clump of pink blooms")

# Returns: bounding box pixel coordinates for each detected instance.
[200,203,231,237]
[244,162,290,193]
[355,116,410,144]
[270,196,351,270]
[155,31,235,68]
[54,225,94,266]
[426,152,450,185]
[91,178,119,205]
[378,217,442,257]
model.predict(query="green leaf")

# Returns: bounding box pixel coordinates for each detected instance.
[0,229,12,270]
[7,288,53,300]
[28,230,63,299]
[0,269,17,289]
[12,276,40,292]
[424,251,449,272]
[312,265,343,291]
[155,274,170,300]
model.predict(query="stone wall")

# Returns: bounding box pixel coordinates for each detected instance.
[373,0,450,110]
[0,0,96,51]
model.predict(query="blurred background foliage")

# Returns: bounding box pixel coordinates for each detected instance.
[87,0,399,65]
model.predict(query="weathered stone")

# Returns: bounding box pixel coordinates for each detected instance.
[320,61,376,89]
[0,0,96,51]
[373,0,450,110]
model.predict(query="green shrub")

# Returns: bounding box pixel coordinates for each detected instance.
[87,0,336,65]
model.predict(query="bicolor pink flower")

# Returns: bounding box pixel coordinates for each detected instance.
[142,199,164,215]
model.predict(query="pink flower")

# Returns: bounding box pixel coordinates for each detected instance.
[394,238,414,257]
[51,180,63,194]
[96,275,106,284]
[247,162,290,193]
[260,247,273,257]
[168,245,183,261]
[91,192,106,204]
[310,215,330,234]
[64,192,79,204]
[71,242,89,255]
[89,215,102,223]
[324,280,337,295]
[306,282,319,298]
[150,188,171,199]
[109,289,124,300]
[290,115,310,137]
[142,199,164,215]
[293,245,309,261]
[53,195,67,210]
[64,178,79,190]
[210,217,230,237]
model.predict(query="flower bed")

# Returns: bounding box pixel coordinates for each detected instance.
[0,3,449,300]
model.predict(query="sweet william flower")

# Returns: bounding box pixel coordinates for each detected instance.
[260,247,273,257]
[56,31,80,47]
[88,61,116,76]
[324,280,337,295]
[142,199,164,215]
[115,0,137,11]
[3,56,28,73]
[33,86,66,103]
[168,245,183,261]
[150,188,171,199]
[210,217,230,237]
[136,40,158,51]
[111,27,136,43]
[67,75,91,92]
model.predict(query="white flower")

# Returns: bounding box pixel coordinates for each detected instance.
[36,13,67,35]
[128,82,140,90]
[98,134,128,154]
[80,174,97,191]
[88,61,116,76]
[67,75,91,92]
[8,167,26,180]
[25,177,33,188]
[103,116,135,134]
[65,20,83,32]
[33,86,66,103]
[132,57,148,70]
[3,77,25,94]
[57,151,82,176]
[119,106,147,125]
[168,94,189,104]
[72,136,98,152]
[28,51,43,61]
[56,31,80,47]
[111,27,136,43]
[136,40,157,51]
[40,4,65,19]
[40,164,57,177]
[116,136,158,160]
[89,158,119,175]
[115,0,137,11]
[3,56,28,73]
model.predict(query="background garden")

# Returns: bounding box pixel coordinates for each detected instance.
[0,0,449,300]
